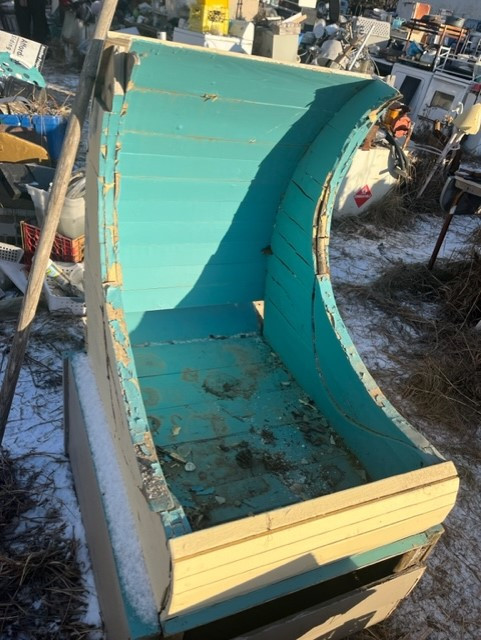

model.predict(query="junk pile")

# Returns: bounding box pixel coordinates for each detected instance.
[0,31,84,316]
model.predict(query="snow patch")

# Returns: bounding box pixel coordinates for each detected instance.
[72,353,158,628]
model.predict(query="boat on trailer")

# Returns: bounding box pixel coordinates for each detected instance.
[64,33,459,640]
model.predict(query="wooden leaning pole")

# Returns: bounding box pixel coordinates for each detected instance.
[0,0,119,444]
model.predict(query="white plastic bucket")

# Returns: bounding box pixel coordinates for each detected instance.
[26,184,85,239]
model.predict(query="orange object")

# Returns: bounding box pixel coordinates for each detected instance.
[384,104,402,127]
[392,114,412,138]
[413,2,430,20]
[21,221,84,263]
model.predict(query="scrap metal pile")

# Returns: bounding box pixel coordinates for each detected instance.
[0,30,85,317]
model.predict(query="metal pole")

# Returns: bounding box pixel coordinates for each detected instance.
[348,24,375,71]
[0,0,119,444]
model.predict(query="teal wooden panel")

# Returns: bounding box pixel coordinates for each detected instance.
[122,259,267,292]
[126,304,259,345]
[118,148,296,185]
[116,213,275,245]
[118,130,309,163]
[128,41,367,104]
[133,336,268,377]
[148,407,335,447]
[279,180,320,235]
[121,272,265,312]
[120,240,269,269]
[140,363,291,410]
[141,377,299,415]
[117,175,284,204]
[145,392,302,444]
[263,301,319,399]
[269,234,314,289]
[274,208,314,262]
[123,91,327,145]
[311,281,438,476]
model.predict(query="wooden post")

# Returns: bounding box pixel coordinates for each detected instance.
[0,0,118,444]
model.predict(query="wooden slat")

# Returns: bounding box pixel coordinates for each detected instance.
[115,36,366,104]
[139,363,289,409]
[167,505,452,614]
[118,130,308,163]
[125,304,260,345]
[172,479,456,585]
[120,277,265,313]
[170,462,457,558]
[231,566,425,640]
[121,259,267,292]
[122,92,324,146]
[132,336,267,377]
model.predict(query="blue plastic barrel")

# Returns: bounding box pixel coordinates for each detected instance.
[0,114,68,163]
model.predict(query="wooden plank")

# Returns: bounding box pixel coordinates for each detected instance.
[270,234,315,289]
[121,259,267,292]
[138,361,290,409]
[277,185,318,235]
[231,566,425,640]
[141,380,302,417]
[167,506,451,614]
[120,36,364,100]
[113,198,250,224]
[265,274,312,340]
[169,461,457,558]
[119,176,280,206]
[122,90,325,145]
[118,130,309,163]
[64,361,133,640]
[172,480,456,585]
[132,336,268,377]
[125,304,260,345]
[120,239,267,269]
[121,276,265,313]
[146,395,327,446]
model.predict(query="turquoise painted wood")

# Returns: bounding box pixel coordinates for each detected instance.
[88,36,444,518]
[84,36,456,638]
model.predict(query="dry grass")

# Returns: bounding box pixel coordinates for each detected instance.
[350,626,432,640]
[340,249,481,438]
[341,251,481,327]
[0,452,100,639]
[401,325,481,435]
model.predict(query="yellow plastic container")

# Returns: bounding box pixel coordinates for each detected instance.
[189,0,229,36]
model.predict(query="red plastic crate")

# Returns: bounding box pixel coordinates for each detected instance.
[20,221,84,263]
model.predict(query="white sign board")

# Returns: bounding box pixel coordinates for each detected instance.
[0,31,47,69]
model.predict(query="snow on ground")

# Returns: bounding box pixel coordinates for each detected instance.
[0,315,102,637]
[330,213,481,640]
